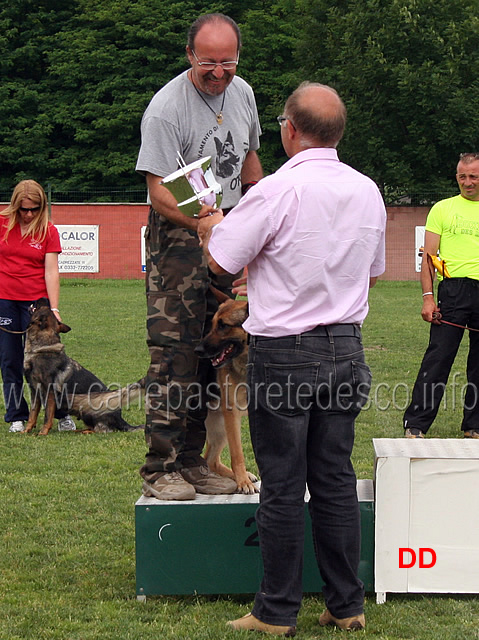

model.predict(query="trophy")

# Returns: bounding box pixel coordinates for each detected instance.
[160,153,223,217]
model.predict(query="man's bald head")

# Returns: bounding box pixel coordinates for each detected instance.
[284,82,347,148]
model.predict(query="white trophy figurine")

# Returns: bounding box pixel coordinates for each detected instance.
[160,153,223,217]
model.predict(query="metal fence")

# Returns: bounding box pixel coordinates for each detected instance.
[0,186,148,205]
[382,190,457,206]
[0,186,457,206]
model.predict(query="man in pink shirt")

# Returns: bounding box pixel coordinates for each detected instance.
[198,82,386,635]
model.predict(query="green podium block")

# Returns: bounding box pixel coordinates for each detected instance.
[135,479,374,598]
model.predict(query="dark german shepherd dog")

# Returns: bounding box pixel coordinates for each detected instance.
[195,288,258,494]
[22,299,142,435]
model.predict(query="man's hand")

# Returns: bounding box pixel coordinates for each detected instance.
[197,208,224,247]
[421,296,441,324]
[197,203,220,218]
[232,267,248,297]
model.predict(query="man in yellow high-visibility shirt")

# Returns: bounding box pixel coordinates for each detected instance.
[404,152,479,438]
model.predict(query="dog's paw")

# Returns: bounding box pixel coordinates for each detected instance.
[129,424,145,431]
[236,479,260,495]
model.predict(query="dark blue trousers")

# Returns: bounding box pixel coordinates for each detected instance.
[247,325,369,627]
[0,299,33,423]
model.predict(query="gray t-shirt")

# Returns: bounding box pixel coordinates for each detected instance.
[136,70,262,209]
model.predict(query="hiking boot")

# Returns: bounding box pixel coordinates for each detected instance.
[57,415,76,431]
[180,464,237,494]
[464,429,479,439]
[142,472,196,501]
[319,609,365,631]
[9,420,25,433]
[405,427,424,439]
[227,613,296,637]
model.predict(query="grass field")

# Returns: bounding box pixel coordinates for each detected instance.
[1,279,478,640]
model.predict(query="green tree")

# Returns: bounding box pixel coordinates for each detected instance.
[0,0,79,192]
[296,0,479,197]
[3,0,476,198]
[0,0,263,192]
[43,0,220,190]
[240,1,303,175]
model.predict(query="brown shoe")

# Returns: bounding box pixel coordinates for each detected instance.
[142,472,196,501]
[319,609,365,631]
[464,429,479,439]
[180,464,237,494]
[227,613,296,637]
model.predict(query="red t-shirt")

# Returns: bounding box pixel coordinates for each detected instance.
[0,216,62,300]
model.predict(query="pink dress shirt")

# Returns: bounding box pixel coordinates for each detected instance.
[208,148,386,337]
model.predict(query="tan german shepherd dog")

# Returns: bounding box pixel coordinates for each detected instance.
[195,288,258,494]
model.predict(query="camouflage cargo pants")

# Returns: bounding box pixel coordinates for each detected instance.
[140,208,236,479]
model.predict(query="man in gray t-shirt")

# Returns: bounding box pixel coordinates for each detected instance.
[136,13,263,501]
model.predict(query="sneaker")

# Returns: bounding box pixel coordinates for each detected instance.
[57,415,76,431]
[142,472,196,501]
[464,429,479,439]
[9,420,25,433]
[180,464,237,495]
[227,613,296,637]
[319,609,365,631]
[405,427,424,439]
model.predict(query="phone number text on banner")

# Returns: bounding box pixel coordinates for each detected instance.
[56,225,99,273]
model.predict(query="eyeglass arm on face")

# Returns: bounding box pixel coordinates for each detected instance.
[277,115,296,130]
[191,49,239,70]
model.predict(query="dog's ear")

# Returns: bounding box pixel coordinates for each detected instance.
[35,297,50,309]
[58,322,71,334]
[231,300,249,325]
[209,285,230,305]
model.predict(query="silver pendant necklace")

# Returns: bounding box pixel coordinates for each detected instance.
[193,85,226,125]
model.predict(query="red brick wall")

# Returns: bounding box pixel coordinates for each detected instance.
[49,203,429,281]
[51,203,148,280]
[383,206,429,281]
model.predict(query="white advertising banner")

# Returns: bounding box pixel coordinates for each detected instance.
[141,225,146,272]
[415,226,425,273]
[56,225,99,273]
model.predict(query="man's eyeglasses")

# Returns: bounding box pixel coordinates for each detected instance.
[19,206,41,214]
[277,115,296,130]
[191,49,239,71]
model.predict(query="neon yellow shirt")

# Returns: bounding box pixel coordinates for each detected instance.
[425,195,479,280]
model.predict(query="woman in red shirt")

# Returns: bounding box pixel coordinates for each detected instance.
[0,180,75,432]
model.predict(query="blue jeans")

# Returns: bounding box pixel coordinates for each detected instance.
[247,325,370,626]
[0,299,33,422]
[404,278,479,433]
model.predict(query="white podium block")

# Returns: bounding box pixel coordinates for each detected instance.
[374,438,479,603]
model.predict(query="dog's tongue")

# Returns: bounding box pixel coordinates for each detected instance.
[212,344,234,367]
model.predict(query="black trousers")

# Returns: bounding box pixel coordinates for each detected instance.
[404,278,479,433]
